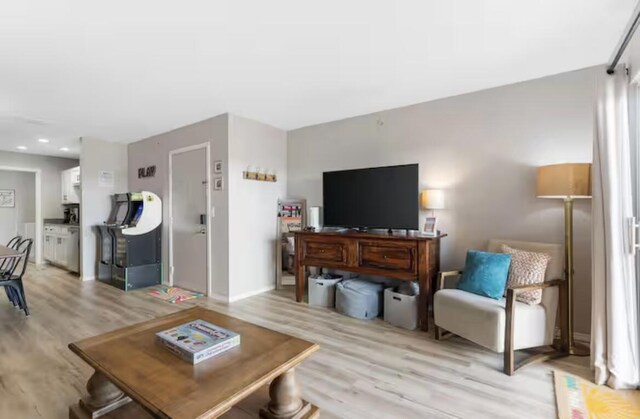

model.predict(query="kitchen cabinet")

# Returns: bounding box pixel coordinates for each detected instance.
[61,166,81,204]
[44,224,79,273]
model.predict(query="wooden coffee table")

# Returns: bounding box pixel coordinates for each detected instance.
[68,307,319,419]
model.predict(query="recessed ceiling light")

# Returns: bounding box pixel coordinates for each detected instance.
[16,146,27,150]
[59,147,69,152]
[38,138,49,143]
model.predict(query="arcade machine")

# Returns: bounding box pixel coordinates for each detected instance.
[96,191,162,291]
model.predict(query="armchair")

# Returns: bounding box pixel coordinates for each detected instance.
[433,239,568,375]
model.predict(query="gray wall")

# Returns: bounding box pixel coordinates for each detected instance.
[287,67,597,334]
[80,138,128,280]
[0,171,35,244]
[228,114,287,300]
[128,114,230,297]
[0,150,78,219]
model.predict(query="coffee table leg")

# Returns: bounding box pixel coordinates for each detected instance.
[260,368,311,419]
[69,371,131,419]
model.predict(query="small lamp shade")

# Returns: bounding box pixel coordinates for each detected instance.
[536,163,592,199]
[421,189,445,210]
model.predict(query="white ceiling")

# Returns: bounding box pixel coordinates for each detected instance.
[0,0,636,158]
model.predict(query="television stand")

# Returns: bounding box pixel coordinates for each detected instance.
[294,230,446,332]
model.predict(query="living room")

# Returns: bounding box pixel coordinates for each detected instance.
[1,1,639,418]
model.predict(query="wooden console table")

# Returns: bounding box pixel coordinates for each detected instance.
[294,230,445,331]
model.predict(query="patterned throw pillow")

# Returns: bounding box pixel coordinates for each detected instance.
[501,245,551,305]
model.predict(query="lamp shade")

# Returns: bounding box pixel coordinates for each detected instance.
[536,163,592,199]
[421,189,445,209]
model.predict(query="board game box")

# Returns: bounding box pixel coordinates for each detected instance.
[155,319,240,364]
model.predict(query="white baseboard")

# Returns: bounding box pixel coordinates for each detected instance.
[228,285,275,303]
[207,292,229,303]
[80,275,95,282]
[574,332,591,343]
[554,328,591,344]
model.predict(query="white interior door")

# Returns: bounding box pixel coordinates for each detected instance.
[170,146,209,294]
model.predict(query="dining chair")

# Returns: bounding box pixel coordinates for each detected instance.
[1,238,33,316]
[0,235,22,276]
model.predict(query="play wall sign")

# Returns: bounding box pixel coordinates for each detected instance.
[138,165,156,179]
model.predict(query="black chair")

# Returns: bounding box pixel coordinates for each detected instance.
[0,235,22,276]
[1,238,32,316]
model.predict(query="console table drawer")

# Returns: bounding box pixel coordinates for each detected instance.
[358,242,416,273]
[302,241,348,264]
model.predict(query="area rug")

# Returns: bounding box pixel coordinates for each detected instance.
[554,370,640,418]
[148,286,204,304]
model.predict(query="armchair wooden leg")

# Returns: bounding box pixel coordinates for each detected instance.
[504,290,515,376]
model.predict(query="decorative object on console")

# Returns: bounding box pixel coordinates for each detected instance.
[502,245,551,305]
[308,206,322,230]
[455,250,512,299]
[421,189,444,236]
[536,162,591,356]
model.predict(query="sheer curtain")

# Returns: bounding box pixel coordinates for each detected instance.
[591,65,639,389]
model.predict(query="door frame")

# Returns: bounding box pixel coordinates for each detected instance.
[168,142,212,296]
[0,166,43,265]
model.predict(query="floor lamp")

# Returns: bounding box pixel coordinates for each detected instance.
[536,163,592,356]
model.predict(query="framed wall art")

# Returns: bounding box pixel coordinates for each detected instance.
[0,189,15,208]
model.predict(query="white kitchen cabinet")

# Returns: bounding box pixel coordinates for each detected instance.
[43,225,79,273]
[61,166,81,204]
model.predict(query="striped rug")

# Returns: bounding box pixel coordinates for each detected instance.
[148,286,204,304]
[554,370,640,419]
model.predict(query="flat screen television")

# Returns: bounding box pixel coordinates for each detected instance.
[323,164,419,230]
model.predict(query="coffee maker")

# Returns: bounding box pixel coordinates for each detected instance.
[64,205,80,224]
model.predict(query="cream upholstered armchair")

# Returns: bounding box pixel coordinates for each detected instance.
[433,239,568,375]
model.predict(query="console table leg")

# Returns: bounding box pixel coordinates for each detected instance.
[418,241,430,332]
[69,371,131,419]
[260,368,311,419]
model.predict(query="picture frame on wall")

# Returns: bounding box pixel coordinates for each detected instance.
[0,189,15,208]
[214,177,224,190]
[214,160,223,174]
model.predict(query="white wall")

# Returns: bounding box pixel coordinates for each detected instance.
[0,171,35,244]
[128,114,230,297]
[287,67,597,334]
[228,114,287,301]
[80,138,128,280]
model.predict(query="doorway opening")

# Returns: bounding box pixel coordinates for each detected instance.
[0,167,42,264]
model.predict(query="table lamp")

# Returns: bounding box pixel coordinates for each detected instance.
[536,163,591,356]
[421,189,444,236]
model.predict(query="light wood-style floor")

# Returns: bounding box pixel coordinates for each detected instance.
[0,264,590,419]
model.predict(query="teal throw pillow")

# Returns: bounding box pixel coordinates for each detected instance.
[456,250,512,299]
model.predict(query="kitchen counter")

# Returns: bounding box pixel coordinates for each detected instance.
[44,219,79,228]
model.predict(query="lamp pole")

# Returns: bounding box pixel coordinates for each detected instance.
[564,197,589,356]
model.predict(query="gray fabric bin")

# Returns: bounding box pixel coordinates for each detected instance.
[335,279,384,320]
[308,275,342,307]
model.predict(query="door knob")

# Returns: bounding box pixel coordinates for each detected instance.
[197,228,206,235]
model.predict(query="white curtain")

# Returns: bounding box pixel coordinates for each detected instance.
[592,65,639,389]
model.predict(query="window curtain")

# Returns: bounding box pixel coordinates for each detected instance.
[591,65,639,389]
